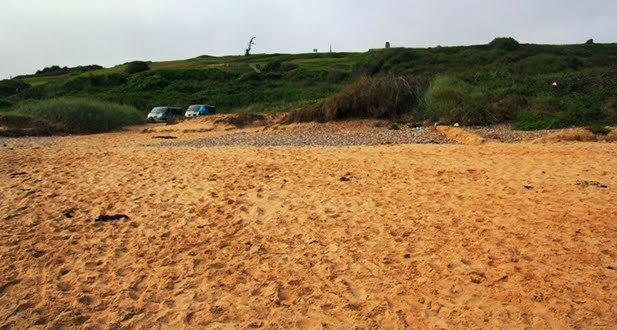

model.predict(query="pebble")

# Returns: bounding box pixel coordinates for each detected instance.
[157,126,454,148]
[464,125,550,143]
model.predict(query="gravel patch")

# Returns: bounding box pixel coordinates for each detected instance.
[465,125,550,143]
[155,126,454,147]
[0,136,60,149]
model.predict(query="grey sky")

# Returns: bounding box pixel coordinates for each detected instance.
[1,0,615,79]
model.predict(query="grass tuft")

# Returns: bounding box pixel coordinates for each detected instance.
[11,98,144,134]
[284,75,426,123]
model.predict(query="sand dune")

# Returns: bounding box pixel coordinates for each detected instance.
[1,123,616,328]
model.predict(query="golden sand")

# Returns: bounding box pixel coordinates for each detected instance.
[1,124,616,328]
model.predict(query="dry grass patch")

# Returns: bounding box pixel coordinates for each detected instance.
[284,75,426,123]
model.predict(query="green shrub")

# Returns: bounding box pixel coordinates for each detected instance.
[514,110,566,130]
[0,79,30,96]
[488,92,529,122]
[263,72,283,80]
[326,71,348,83]
[33,64,103,76]
[421,75,495,125]
[602,97,617,122]
[0,98,12,109]
[237,71,262,82]
[59,74,129,92]
[489,37,521,51]
[263,61,282,72]
[353,48,418,75]
[0,113,62,136]
[125,61,150,74]
[280,62,299,72]
[129,73,168,90]
[513,94,600,130]
[284,68,329,81]
[587,124,610,135]
[12,98,144,134]
[422,75,466,123]
[514,54,584,74]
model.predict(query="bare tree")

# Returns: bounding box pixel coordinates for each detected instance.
[245,37,256,56]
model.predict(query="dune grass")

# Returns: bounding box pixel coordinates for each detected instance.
[10,98,144,134]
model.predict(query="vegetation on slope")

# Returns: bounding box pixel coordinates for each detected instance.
[7,53,354,113]
[4,98,144,135]
[290,41,617,128]
[0,113,63,136]
[1,39,616,130]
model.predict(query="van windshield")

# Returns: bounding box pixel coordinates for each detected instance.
[151,107,167,114]
[187,105,201,112]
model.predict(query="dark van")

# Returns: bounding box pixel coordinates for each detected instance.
[147,106,183,123]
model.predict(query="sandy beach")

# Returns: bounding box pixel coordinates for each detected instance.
[1,121,616,328]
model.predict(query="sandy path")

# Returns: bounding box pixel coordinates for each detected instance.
[1,130,616,328]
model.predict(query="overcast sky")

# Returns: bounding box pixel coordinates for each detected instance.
[1,0,615,79]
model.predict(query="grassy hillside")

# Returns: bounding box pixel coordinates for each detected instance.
[3,52,358,113]
[2,38,617,130]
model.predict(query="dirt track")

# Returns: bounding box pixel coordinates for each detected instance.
[1,122,616,328]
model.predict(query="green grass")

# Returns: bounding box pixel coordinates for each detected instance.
[10,98,144,134]
[22,74,73,86]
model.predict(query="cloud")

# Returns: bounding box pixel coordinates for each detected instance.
[0,0,615,78]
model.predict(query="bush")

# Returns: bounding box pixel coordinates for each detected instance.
[0,113,62,136]
[353,48,418,75]
[421,75,495,125]
[61,73,129,92]
[488,92,529,122]
[237,71,262,82]
[125,61,150,74]
[489,37,521,51]
[0,79,30,96]
[513,94,600,130]
[12,98,145,134]
[129,73,168,90]
[0,98,12,109]
[587,124,610,135]
[280,62,299,72]
[285,75,426,123]
[34,65,103,76]
[284,68,329,81]
[602,97,617,123]
[326,71,348,83]
[263,61,282,72]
